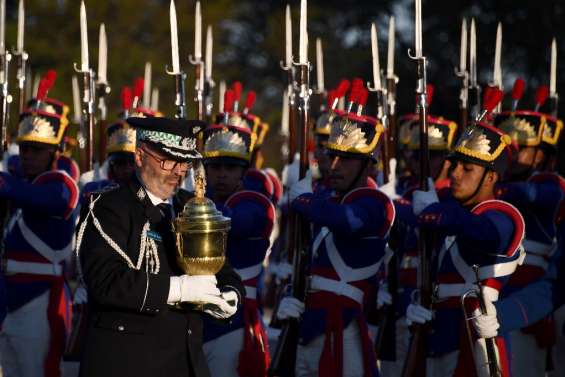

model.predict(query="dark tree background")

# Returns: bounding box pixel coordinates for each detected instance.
[5,0,565,172]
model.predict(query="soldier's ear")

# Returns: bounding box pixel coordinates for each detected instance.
[485,169,499,186]
[134,147,144,168]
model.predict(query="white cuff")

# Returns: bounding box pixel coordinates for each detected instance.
[167,276,182,304]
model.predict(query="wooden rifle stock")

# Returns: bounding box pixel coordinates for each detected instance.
[269,63,311,377]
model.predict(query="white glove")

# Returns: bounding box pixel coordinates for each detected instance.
[73,286,88,305]
[276,297,305,320]
[289,170,313,202]
[412,178,439,215]
[168,275,222,305]
[204,290,239,320]
[471,300,499,339]
[379,158,399,200]
[377,284,393,309]
[282,153,300,188]
[406,303,433,326]
[272,262,293,283]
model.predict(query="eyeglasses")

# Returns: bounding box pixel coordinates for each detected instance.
[141,147,191,172]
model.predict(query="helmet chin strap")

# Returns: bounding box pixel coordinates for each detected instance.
[342,158,369,195]
[458,168,488,207]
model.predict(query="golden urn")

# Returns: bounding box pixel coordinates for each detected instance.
[173,167,230,275]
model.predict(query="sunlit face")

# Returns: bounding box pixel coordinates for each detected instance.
[328,154,367,193]
[449,159,497,206]
[511,146,546,176]
[205,162,246,201]
[135,143,188,200]
[19,143,57,179]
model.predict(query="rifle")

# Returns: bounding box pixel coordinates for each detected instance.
[385,15,398,166]
[269,1,311,374]
[549,38,558,117]
[402,1,433,375]
[74,1,96,172]
[0,0,11,153]
[455,18,469,131]
[168,0,187,120]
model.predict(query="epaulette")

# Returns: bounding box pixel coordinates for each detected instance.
[342,187,396,238]
[56,155,80,183]
[472,199,525,258]
[225,189,276,238]
[242,168,275,199]
[528,172,565,195]
[33,170,79,219]
[264,168,282,205]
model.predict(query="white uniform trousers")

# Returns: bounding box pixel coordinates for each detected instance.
[295,321,364,377]
[549,305,565,377]
[509,329,547,377]
[203,328,244,377]
[378,316,411,377]
[425,350,459,377]
[0,291,52,377]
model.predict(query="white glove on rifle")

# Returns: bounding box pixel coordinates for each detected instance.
[271,262,293,283]
[73,286,88,305]
[204,290,239,320]
[276,297,305,320]
[289,170,313,202]
[379,158,399,200]
[168,275,221,305]
[282,153,300,188]
[412,178,439,215]
[406,303,433,326]
[471,300,500,339]
[376,284,393,309]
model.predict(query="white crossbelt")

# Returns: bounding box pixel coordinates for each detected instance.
[309,275,364,305]
[5,259,63,276]
[235,264,263,281]
[436,283,499,301]
[522,239,556,257]
[522,254,549,271]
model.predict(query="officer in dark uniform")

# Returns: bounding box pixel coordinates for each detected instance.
[76,116,244,377]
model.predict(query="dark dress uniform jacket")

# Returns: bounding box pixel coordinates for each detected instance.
[78,177,243,377]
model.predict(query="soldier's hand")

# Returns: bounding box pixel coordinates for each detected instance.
[379,158,399,200]
[168,275,222,304]
[276,297,305,320]
[406,303,433,325]
[471,300,499,339]
[289,170,313,202]
[282,153,300,188]
[412,178,439,215]
[376,284,393,309]
[203,290,239,319]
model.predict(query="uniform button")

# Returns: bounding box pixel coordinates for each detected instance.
[155,309,160,313]
[117,325,125,332]
[187,329,192,336]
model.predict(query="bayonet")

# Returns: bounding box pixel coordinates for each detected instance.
[151,87,159,111]
[96,23,111,163]
[455,18,468,128]
[189,1,205,120]
[549,38,558,116]
[166,0,187,119]
[143,62,152,109]
[14,0,28,113]
[386,15,398,161]
[73,0,96,171]
[468,18,481,121]
[204,25,215,121]
[491,22,503,113]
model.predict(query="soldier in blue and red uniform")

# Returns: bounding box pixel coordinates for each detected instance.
[79,86,161,192]
[404,123,525,376]
[0,86,79,377]
[201,88,275,377]
[492,86,565,376]
[276,90,396,376]
[379,113,458,376]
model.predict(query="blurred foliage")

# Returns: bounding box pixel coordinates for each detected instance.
[4,0,565,172]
